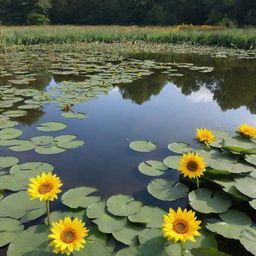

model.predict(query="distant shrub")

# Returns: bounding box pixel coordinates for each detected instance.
[26,13,50,25]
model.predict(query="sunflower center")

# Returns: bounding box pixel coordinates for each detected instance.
[61,229,76,243]
[187,161,199,172]
[38,183,53,194]
[173,219,189,234]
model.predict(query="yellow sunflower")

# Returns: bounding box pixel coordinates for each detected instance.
[238,124,256,139]
[196,128,216,144]
[162,207,201,243]
[48,217,89,255]
[178,152,206,178]
[27,172,63,201]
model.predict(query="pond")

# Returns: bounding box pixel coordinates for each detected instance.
[0,48,256,256]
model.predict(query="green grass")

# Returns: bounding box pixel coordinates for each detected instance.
[1,25,256,50]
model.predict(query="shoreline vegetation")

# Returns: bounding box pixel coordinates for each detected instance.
[1,25,256,50]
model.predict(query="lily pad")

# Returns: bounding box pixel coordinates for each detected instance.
[0,156,19,169]
[189,188,232,213]
[113,223,144,245]
[0,191,45,221]
[106,195,142,217]
[0,128,23,140]
[9,140,36,152]
[163,156,180,169]
[168,142,193,153]
[36,122,67,132]
[93,213,127,234]
[4,110,27,118]
[0,218,24,247]
[138,160,168,176]
[129,140,156,152]
[147,178,189,201]
[128,206,166,228]
[62,187,101,209]
[240,227,256,256]
[235,177,256,198]
[61,112,87,119]
[87,201,107,219]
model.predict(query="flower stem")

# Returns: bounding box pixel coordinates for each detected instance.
[46,200,51,226]
[180,242,185,256]
[196,177,200,189]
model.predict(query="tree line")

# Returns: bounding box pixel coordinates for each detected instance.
[1,0,256,26]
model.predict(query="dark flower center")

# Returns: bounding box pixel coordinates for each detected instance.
[187,161,198,172]
[38,183,53,194]
[61,229,76,243]
[173,219,189,234]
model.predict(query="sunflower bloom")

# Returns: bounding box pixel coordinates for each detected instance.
[48,217,89,255]
[27,172,62,201]
[196,128,216,144]
[238,124,256,139]
[162,207,201,243]
[178,152,206,178]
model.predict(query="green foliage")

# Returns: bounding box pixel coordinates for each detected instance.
[26,13,50,25]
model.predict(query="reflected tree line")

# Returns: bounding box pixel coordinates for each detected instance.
[118,56,256,114]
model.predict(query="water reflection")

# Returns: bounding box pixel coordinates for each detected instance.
[119,55,256,114]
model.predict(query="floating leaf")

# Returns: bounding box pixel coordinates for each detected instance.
[62,187,100,209]
[93,213,127,234]
[86,201,107,219]
[61,112,87,119]
[138,160,168,176]
[113,223,144,245]
[0,218,24,247]
[36,122,67,132]
[35,145,65,155]
[235,177,256,198]
[245,155,256,166]
[0,156,19,169]
[0,191,45,221]
[206,210,251,240]
[128,206,166,228]
[106,195,142,217]
[168,142,193,153]
[189,188,232,213]
[7,225,50,256]
[240,227,256,256]
[0,128,23,140]
[163,156,180,169]
[30,136,54,146]
[147,178,189,201]
[189,247,230,256]
[129,140,156,152]
[9,140,36,152]
[4,110,27,118]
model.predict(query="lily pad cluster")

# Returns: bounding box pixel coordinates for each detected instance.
[134,129,256,255]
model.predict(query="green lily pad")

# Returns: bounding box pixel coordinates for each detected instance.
[116,246,139,256]
[35,145,66,154]
[93,213,127,234]
[7,225,50,256]
[4,110,27,118]
[0,156,19,169]
[106,195,142,217]
[0,128,23,140]
[129,140,156,152]
[206,210,251,239]
[138,160,168,176]
[36,122,67,132]
[62,187,101,209]
[0,218,24,247]
[61,112,87,119]
[163,156,180,169]
[147,178,189,201]
[189,188,232,213]
[0,191,45,221]
[245,155,256,166]
[128,206,166,228]
[113,223,144,245]
[30,136,54,145]
[189,248,230,256]
[235,177,256,198]
[86,201,107,219]
[10,162,54,174]
[9,140,36,152]
[168,142,193,153]
[240,227,256,256]
[0,118,18,129]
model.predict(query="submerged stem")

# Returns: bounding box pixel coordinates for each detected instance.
[46,200,51,226]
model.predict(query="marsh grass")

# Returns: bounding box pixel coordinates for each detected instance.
[1,25,256,49]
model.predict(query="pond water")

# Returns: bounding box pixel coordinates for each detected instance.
[0,50,256,255]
